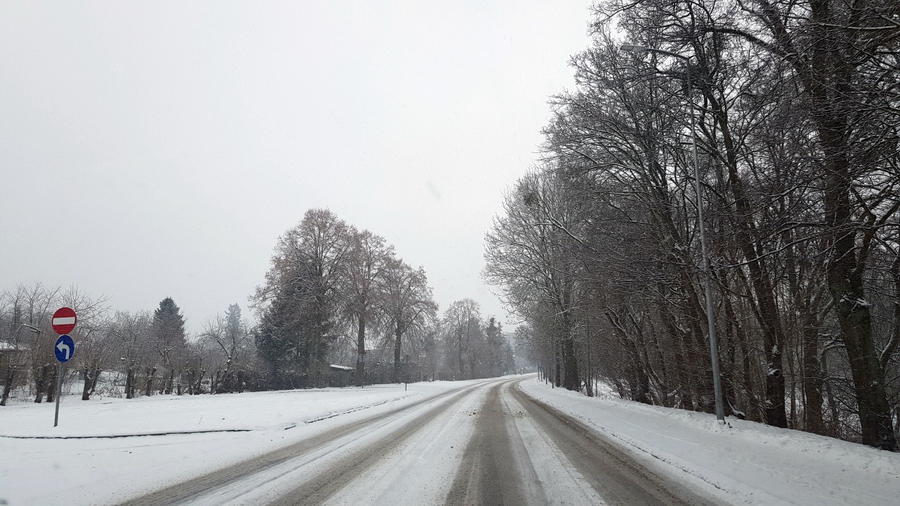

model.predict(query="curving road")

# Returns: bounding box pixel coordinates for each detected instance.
[121,378,716,505]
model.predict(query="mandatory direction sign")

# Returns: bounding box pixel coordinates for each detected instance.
[51,307,77,334]
[55,334,75,363]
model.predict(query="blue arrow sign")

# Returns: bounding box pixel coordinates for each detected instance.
[55,334,75,363]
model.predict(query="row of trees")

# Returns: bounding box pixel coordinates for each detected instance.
[485,0,900,451]
[252,208,516,388]
[1,210,517,402]
[0,284,254,403]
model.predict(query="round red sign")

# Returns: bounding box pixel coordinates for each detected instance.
[51,307,77,335]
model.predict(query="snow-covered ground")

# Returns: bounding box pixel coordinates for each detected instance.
[1,375,898,505]
[519,380,900,505]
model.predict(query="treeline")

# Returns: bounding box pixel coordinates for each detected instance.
[484,0,900,451]
[0,210,516,404]
[0,285,255,403]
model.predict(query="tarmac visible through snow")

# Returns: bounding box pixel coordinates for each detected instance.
[118,378,713,505]
[3,375,899,505]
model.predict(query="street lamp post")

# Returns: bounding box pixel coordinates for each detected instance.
[620,44,725,422]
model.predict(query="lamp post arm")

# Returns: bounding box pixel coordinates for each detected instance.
[16,323,41,335]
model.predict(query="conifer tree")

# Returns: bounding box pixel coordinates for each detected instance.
[151,297,186,394]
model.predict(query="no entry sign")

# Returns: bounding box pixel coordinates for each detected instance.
[51,307,77,335]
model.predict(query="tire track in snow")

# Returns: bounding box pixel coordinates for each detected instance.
[117,382,483,506]
[120,377,721,506]
[511,384,718,506]
[266,381,486,506]
[445,379,541,505]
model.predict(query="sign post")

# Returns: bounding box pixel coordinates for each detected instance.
[51,308,77,427]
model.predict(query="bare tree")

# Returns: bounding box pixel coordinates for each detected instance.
[252,208,352,388]
[602,0,899,452]
[201,304,252,393]
[484,169,582,390]
[380,257,437,384]
[440,299,485,380]
[494,0,900,450]
[338,229,393,386]
[58,286,111,401]
[109,311,153,399]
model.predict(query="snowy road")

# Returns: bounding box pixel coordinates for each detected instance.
[119,377,714,506]
[4,375,899,505]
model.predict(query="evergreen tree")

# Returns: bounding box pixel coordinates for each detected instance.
[151,297,186,394]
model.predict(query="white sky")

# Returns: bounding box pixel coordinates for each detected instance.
[0,1,593,334]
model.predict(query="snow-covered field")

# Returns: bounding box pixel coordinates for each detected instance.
[1,375,898,505]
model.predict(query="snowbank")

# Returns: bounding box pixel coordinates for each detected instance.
[519,378,900,505]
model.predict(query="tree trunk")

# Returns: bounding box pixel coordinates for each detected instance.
[559,312,579,391]
[722,286,746,417]
[457,331,464,380]
[801,313,826,435]
[392,323,402,384]
[45,366,57,403]
[554,342,561,387]
[657,295,691,409]
[82,367,92,401]
[186,369,194,395]
[561,334,579,391]
[1,367,16,406]
[784,0,898,452]
[679,268,711,411]
[830,274,897,450]
[34,364,48,403]
[90,367,101,395]
[165,368,175,395]
[822,350,841,438]
[196,370,205,395]
[585,323,594,397]
[632,346,652,405]
[703,87,787,427]
[144,367,156,397]
[125,366,135,399]
[356,314,366,387]
[818,102,897,451]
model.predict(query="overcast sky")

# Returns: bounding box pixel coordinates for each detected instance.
[0,1,593,334]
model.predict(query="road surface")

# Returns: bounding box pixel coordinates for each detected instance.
[121,377,716,505]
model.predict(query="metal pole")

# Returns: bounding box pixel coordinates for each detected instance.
[54,363,63,427]
[685,63,725,422]
[620,44,725,421]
